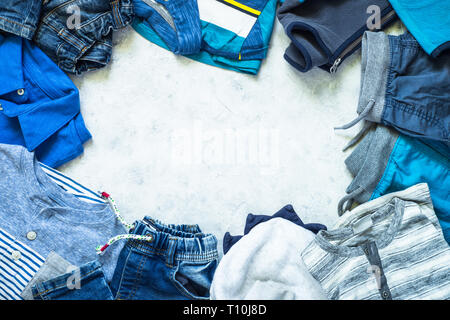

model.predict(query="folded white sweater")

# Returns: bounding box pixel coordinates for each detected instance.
[210,218,328,300]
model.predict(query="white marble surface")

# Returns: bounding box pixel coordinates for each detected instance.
[62,20,403,256]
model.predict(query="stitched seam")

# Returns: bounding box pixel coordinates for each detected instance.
[43,0,77,21]
[114,248,133,300]
[35,268,99,297]
[111,0,119,27]
[76,12,111,30]
[128,243,218,261]
[128,254,147,299]
[170,263,197,299]
[0,17,33,30]
[386,99,448,138]
[44,22,86,51]
[388,100,441,123]
[59,30,86,51]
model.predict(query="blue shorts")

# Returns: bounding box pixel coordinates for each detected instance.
[351,32,450,144]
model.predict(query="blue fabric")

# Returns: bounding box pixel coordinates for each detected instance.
[0,34,91,168]
[31,216,220,300]
[132,18,263,74]
[110,218,219,300]
[31,260,114,300]
[223,205,327,254]
[0,144,127,284]
[0,0,41,39]
[277,0,396,73]
[132,0,277,74]
[133,0,201,55]
[382,32,450,144]
[388,0,450,57]
[33,0,134,74]
[371,135,450,244]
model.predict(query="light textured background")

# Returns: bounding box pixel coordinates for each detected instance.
[62,20,403,256]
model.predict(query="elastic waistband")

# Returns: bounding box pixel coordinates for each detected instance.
[127,218,219,263]
[357,31,391,123]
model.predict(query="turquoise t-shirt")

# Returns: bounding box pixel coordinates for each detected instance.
[389,0,450,57]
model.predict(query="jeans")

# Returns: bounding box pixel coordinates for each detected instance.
[110,218,219,300]
[0,0,41,39]
[31,217,219,300]
[32,260,114,300]
[33,0,134,74]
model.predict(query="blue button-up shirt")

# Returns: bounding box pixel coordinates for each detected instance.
[0,34,91,167]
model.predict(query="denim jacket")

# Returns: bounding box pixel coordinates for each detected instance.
[0,0,42,39]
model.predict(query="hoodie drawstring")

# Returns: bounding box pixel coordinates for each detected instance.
[337,186,365,216]
[335,99,376,151]
[96,192,154,255]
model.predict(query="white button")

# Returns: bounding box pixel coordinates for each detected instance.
[17,88,25,96]
[27,231,37,241]
[0,103,3,111]
[11,250,21,260]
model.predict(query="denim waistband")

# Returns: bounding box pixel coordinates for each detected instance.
[127,217,219,263]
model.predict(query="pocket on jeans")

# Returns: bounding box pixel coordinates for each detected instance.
[171,259,218,300]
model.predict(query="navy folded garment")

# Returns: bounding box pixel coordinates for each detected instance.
[223,205,327,254]
[277,0,397,73]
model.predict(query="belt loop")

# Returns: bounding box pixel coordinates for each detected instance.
[166,238,177,266]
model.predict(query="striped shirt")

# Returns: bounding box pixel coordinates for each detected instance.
[301,183,450,300]
[39,162,105,205]
[0,162,105,300]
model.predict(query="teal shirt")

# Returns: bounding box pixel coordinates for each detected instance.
[389,0,450,57]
